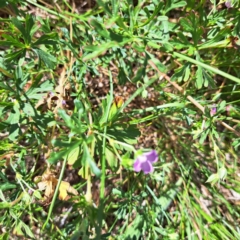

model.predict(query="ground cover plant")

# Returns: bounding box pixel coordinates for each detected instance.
[0,0,240,239]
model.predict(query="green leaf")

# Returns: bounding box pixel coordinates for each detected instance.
[12,17,28,43]
[108,100,118,121]
[0,122,9,131]
[83,41,118,61]
[58,109,74,128]
[132,67,145,83]
[161,42,174,52]
[48,149,68,164]
[12,14,34,44]
[0,34,25,48]
[22,103,36,117]
[141,89,148,98]
[5,49,26,62]
[183,64,191,82]
[107,124,140,145]
[202,68,215,88]
[173,51,240,84]
[162,18,170,41]
[99,94,112,125]
[199,28,231,50]
[206,173,219,185]
[116,17,128,31]
[67,146,80,165]
[33,48,57,69]
[179,17,194,32]
[172,63,191,82]
[14,65,24,84]
[6,103,21,142]
[82,142,101,177]
[118,67,128,85]
[112,188,122,196]
[0,82,13,91]
[21,221,35,238]
[177,32,190,45]
[111,0,119,17]
[32,32,58,46]
[147,41,160,49]
[218,100,226,112]
[8,123,20,142]
[179,12,203,46]
[25,14,35,43]
[105,147,117,169]
[145,51,167,73]
[33,191,42,199]
[121,152,133,169]
[196,66,203,89]
[90,19,110,39]
[48,141,80,164]
[218,166,227,181]
[165,0,187,13]
[138,2,165,28]
[199,129,210,144]
[97,0,112,16]
[124,215,143,238]
[0,202,11,209]
[26,80,54,99]
[108,29,131,43]
[132,53,149,83]
[7,105,20,125]
[0,182,17,191]
[0,232,9,240]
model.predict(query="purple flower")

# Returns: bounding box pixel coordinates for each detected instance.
[226,105,231,116]
[133,150,158,174]
[226,105,231,112]
[225,0,232,8]
[210,105,217,116]
[28,189,33,195]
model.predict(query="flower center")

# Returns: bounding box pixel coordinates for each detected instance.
[138,155,147,163]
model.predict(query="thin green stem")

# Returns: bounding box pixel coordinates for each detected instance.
[129,102,185,115]
[26,0,100,20]
[96,71,113,239]
[173,52,240,84]
[0,67,13,78]
[26,0,68,20]
[42,139,71,229]
[100,72,113,198]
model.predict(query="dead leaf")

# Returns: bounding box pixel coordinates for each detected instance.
[37,168,58,199]
[59,181,78,200]
[36,168,78,201]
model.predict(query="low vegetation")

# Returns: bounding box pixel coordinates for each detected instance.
[0,0,240,239]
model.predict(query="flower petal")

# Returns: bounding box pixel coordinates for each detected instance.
[144,150,158,163]
[133,159,142,172]
[225,0,232,8]
[141,161,153,174]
